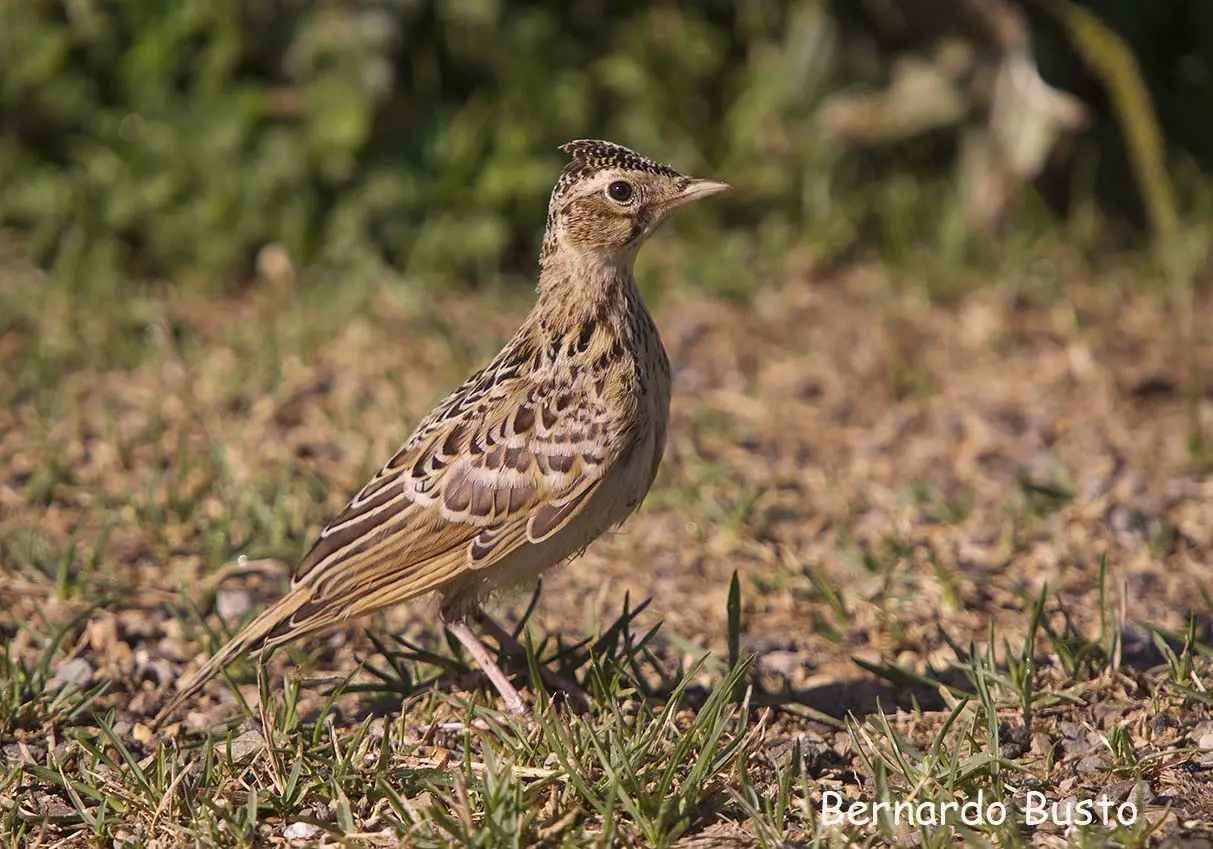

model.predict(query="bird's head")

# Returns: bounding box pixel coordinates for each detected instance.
[540,140,729,267]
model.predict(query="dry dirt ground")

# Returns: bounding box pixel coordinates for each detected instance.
[4,252,1213,845]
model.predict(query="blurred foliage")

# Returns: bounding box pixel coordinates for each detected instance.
[1,0,1212,291]
[0,0,839,289]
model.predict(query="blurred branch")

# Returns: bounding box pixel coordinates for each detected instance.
[1037,0,1177,244]
[814,51,969,146]
[1038,0,1206,452]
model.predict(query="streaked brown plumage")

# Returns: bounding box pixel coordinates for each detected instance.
[155,140,728,723]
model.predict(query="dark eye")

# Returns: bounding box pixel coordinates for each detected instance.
[607,180,633,202]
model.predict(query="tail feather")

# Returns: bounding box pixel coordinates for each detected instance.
[153,589,310,727]
[153,551,469,728]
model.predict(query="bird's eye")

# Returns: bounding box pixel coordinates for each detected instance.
[607,181,633,203]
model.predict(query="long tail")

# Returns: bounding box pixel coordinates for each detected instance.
[153,549,469,727]
[153,589,311,727]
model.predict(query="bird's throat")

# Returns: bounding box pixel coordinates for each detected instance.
[536,251,642,327]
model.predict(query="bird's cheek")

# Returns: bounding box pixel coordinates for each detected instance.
[599,216,638,248]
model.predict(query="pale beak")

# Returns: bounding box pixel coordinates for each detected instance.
[666,178,731,211]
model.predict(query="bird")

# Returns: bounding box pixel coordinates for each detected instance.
[154,139,729,724]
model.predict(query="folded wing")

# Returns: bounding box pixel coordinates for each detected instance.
[272,362,621,640]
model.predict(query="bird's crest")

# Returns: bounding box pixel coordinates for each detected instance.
[558,140,681,179]
[550,139,682,204]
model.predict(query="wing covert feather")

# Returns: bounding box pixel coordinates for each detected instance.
[289,361,621,612]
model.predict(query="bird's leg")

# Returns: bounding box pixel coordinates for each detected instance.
[472,609,590,711]
[445,619,532,719]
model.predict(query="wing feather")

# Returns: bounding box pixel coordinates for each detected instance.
[287,350,623,622]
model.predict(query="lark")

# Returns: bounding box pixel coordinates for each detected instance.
[155,140,728,723]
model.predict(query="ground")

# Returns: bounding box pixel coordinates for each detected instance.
[3,241,1213,847]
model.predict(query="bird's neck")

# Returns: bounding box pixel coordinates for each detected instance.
[534,249,644,331]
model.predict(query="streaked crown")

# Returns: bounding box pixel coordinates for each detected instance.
[552,140,682,200]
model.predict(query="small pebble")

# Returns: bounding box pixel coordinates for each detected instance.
[1156,788,1184,805]
[3,743,32,764]
[51,657,94,689]
[135,658,175,689]
[1076,754,1105,773]
[216,588,253,622]
[283,822,323,841]
[1197,732,1213,766]
[228,729,265,761]
[1106,778,1155,806]
[1195,722,1213,746]
[758,649,810,678]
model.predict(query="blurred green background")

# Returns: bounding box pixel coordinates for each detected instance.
[2,0,1212,294]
